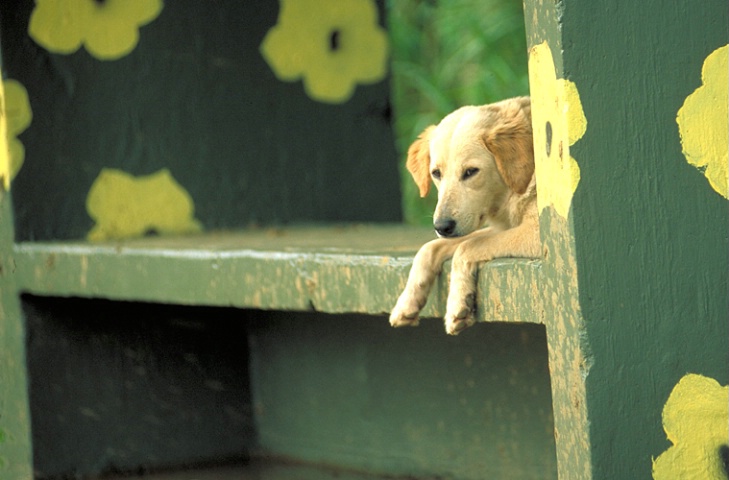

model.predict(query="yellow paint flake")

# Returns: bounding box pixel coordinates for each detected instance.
[652,373,729,479]
[677,45,728,199]
[86,168,202,241]
[528,42,587,219]
[260,0,388,104]
[29,0,163,61]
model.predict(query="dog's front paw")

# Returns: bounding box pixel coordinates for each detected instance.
[389,292,424,328]
[444,293,476,335]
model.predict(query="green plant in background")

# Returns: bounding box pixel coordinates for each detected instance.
[388,0,529,225]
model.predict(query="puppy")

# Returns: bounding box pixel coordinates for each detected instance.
[390,96,540,335]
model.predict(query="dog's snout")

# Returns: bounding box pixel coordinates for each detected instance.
[434,218,457,237]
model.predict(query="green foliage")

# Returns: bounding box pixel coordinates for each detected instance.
[388,0,530,225]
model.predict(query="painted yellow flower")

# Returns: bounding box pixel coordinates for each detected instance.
[86,168,202,241]
[0,83,8,191]
[653,373,729,479]
[677,45,728,199]
[28,0,163,61]
[0,79,33,187]
[260,0,388,104]
[528,41,587,219]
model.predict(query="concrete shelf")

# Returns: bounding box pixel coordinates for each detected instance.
[13,224,544,324]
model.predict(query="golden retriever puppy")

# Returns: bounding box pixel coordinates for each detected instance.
[390,96,540,335]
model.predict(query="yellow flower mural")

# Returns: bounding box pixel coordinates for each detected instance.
[28,0,163,61]
[653,373,729,479]
[260,0,388,104]
[0,82,9,191]
[528,41,587,219]
[0,79,33,188]
[86,168,202,241]
[677,45,728,199]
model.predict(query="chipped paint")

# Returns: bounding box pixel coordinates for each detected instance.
[538,208,592,480]
[10,226,548,326]
[79,255,89,289]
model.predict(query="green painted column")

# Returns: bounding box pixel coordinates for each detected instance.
[525,0,728,478]
[0,191,33,479]
[0,37,33,478]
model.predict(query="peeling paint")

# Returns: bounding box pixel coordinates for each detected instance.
[537,207,592,479]
[79,255,89,288]
[13,227,546,325]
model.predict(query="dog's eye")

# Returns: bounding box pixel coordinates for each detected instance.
[431,168,441,180]
[462,168,479,180]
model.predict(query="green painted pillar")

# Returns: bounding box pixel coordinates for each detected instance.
[0,194,33,478]
[0,39,33,478]
[524,0,728,478]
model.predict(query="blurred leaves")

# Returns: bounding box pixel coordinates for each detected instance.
[388,0,529,224]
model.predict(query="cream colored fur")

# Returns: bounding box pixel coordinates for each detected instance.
[390,96,540,334]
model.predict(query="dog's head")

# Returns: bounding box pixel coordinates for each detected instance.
[407,96,534,238]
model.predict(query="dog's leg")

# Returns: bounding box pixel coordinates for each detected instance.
[444,219,540,335]
[390,237,463,327]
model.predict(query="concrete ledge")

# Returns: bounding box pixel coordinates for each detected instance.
[13,224,544,324]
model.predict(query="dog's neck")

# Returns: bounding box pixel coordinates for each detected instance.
[486,176,536,230]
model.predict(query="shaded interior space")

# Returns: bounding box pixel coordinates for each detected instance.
[23,296,557,479]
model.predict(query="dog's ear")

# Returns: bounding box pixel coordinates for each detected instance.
[483,99,534,194]
[406,125,436,198]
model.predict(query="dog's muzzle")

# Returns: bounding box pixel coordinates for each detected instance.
[434,218,458,238]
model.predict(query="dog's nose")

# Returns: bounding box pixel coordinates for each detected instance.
[434,219,457,237]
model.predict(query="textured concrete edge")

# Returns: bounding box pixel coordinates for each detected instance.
[12,239,545,325]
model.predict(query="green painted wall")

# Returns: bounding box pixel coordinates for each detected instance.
[21,296,557,479]
[0,0,401,241]
[250,312,557,480]
[24,297,256,476]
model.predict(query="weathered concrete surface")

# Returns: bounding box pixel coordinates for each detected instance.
[13,225,545,325]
